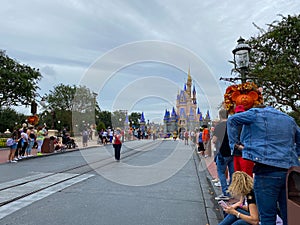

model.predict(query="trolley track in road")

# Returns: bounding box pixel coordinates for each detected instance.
[0,140,164,208]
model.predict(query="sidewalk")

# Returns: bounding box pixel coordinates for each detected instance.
[0,137,101,164]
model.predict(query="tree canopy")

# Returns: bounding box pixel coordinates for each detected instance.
[247,14,300,120]
[0,50,42,108]
[41,84,100,131]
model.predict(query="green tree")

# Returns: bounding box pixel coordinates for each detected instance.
[42,84,100,132]
[0,50,42,108]
[248,14,300,121]
[129,112,141,129]
[45,83,76,111]
[111,110,127,129]
[96,121,106,132]
[97,110,112,129]
[0,108,27,132]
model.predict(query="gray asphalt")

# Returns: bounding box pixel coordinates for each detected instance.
[0,140,223,225]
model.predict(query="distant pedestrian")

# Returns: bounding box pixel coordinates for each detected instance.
[202,125,210,151]
[109,128,114,143]
[227,105,300,225]
[102,129,108,145]
[190,130,195,144]
[82,129,88,147]
[197,127,205,156]
[173,130,177,141]
[113,130,122,161]
[184,130,189,145]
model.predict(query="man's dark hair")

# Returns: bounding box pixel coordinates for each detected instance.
[219,109,228,120]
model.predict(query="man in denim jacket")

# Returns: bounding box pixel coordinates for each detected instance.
[227,105,300,225]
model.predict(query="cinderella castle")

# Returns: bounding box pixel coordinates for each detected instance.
[163,68,210,134]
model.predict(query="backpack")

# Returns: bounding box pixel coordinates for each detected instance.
[202,129,210,142]
[6,138,14,147]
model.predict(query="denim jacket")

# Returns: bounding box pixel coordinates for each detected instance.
[227,106,300,169]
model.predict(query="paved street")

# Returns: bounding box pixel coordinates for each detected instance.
[0,139,223,225]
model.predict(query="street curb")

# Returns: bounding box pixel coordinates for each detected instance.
[194,150,223,225]
[1,144,103,164]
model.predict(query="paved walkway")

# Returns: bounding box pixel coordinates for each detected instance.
[0,138,219,181]
[0,137,100,164]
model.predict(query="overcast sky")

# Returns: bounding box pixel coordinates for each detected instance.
[1,0,299,122]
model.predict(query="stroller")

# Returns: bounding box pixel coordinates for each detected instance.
[62,134,77,149]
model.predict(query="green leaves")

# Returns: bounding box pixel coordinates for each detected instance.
[0,50,42,108]
[248,14,300,122]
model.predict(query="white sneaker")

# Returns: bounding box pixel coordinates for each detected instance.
[10,160,18,163]
[212,178,219,182]
[215,194,230,201]
[214,181,221,187]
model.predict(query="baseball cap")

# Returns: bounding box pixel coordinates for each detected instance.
[235,105,245,113]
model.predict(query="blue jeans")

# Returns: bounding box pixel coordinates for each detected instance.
[216,154,234,195]
[26,140,34,155]
[219,208,251,225]
[254,171,287,225]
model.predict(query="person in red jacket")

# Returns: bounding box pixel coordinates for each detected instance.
[113,130,122,161]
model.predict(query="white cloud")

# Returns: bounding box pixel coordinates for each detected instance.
[1,0,299,121]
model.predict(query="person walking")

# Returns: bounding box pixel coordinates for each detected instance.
[227,105,300,225]
[113,130,122,161]
[213,109,234,201]
[218,171,259,225]
[184,130,189,145]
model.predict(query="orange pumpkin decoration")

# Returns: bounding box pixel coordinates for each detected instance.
[231,91,259,110]
[27,115,39,125]
[224,82,263,114]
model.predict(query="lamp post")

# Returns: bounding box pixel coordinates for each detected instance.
[232,37,251,83]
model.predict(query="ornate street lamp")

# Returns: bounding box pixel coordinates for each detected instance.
[232,37,251,83]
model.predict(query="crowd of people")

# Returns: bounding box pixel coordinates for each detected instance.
[174,104,299,225]
[7,125,47,163]
[211,105,300,225]
[6,125,77,163]
[5,105,300,224]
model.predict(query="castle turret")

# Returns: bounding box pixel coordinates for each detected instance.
[192,85,196,104]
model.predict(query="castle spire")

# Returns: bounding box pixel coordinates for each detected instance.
[186,67,192,96]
